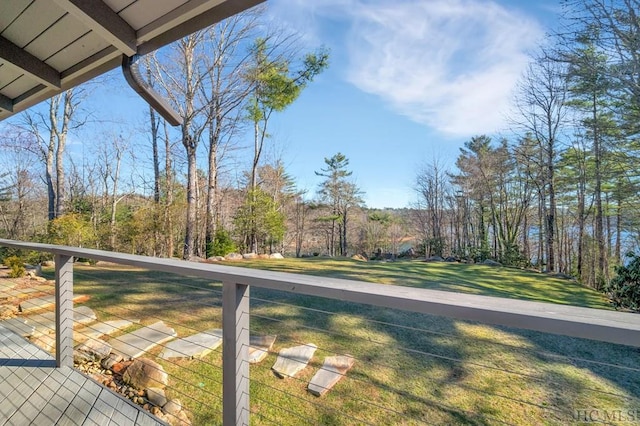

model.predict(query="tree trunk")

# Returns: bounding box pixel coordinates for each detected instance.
[593,94,607,288]
[150,106,160,255]
[184,136,197,260]
[615,191,622,264]
[109,146,122,250]
[164,121,174,258]
[205,104,221,258]
[46,136,55,220]
[546,140,556,272]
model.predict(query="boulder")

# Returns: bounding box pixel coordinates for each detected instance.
[351,254,367,262]
[225,253,243,261]
[269,253,284,259]
[426,256,444,262]
[146,387,168,407]
[242,252,258,259]
[171,410,192,426]
[123,358,169,389]
[258,254,270,259]
[163,399,182,416]
[482,259,502,267]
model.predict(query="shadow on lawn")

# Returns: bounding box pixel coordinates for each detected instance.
[58,263,639,425]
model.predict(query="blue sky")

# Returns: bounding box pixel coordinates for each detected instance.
[264,0,559,208]
[5,0,560,209]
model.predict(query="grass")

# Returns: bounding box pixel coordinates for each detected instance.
[51,258,638,425]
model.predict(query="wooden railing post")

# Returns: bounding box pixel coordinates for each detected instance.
[54,254,74,368]
[222,281,250,425]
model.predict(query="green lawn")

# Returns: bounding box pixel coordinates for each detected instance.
[64,258,638,425]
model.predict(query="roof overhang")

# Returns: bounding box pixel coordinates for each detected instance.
[0,0,264,122]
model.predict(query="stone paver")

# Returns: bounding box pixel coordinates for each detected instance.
[249,334,277,364]
[272,343,317,379]
[308,355,355,396]
[22,306,97,336]
[74,319,139,342]
[159,328,222,360]
[0,306,95,337]
[2,287,40,300]
[110,321,177,360]
[19,294,87,313]
[0,280,17,291]
[0,317,35,337]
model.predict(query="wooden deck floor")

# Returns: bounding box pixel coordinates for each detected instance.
[0,324,165,426]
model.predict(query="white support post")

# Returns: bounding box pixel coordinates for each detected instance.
[55,254,74,368]
[222,281,250,426]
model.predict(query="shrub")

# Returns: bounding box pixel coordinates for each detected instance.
[208,228,237,257]
[4,255,25,278]
[606,252,640,312]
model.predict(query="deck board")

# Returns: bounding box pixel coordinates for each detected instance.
[0,324,165,425]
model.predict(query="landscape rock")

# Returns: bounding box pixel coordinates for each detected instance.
[163,399,182,416]
[75,338,112,361]
[242,252,258,259]
[146,387,167,407]
[101,353,123,370]
[426,256,444,262]
[258,254,270,259]
[111,360,131,375]
[351,254,367,262]
[171,410,192,426]
[482,259,502,267]
[225,253,243,261]
[269,253,284,259]
[123,358,169,389]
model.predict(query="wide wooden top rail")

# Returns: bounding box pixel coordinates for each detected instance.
[2,238,639,348]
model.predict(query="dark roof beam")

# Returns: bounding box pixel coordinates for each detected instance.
[0,93,13,112]
[0,36,61,89]
[52,0,137,56]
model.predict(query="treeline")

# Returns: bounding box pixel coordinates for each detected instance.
[1,1,640,307]
[415,0,640,291]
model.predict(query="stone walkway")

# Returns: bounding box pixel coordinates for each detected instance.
[1,276,355,401]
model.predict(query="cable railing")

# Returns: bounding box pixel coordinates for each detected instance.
[1,238,639,425]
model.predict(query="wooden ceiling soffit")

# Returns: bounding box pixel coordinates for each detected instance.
[0,36,61,89]
[51,0,137,56]
[137,0,265,55]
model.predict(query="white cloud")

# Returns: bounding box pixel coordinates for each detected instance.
[269,0,544,136]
